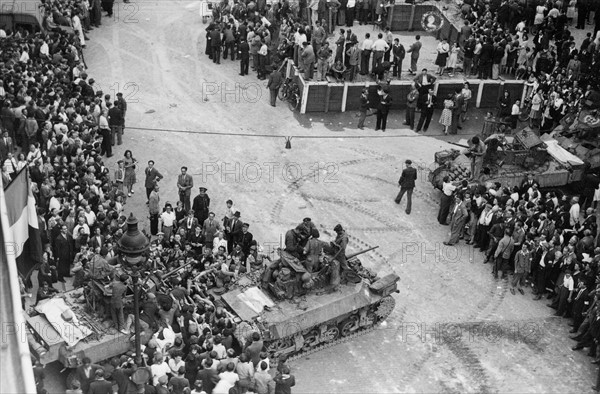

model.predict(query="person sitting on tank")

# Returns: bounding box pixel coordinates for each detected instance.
[303,228,327,273]
[284,227,304,258]
[230,244,245,263]
[296,217,319,247]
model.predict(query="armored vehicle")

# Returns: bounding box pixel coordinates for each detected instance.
[218,247,400,361]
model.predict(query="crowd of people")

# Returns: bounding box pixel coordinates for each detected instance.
[0,2,301,394]
[436,170,600,383]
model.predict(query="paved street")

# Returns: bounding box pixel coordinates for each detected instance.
[43,1,597,392]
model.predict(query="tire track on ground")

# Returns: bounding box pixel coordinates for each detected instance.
[444,338,494,394]
[469,277,509,322]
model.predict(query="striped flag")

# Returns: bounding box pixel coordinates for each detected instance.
[1,168,43,279]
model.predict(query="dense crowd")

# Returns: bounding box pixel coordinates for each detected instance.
[0,3,298,394]
[437,172,600,376]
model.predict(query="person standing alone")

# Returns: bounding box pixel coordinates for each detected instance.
[395,160,417,214]
[267,66,283,107]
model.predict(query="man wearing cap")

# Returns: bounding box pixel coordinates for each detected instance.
[375,86,392,132]
[110,274,129,334]
[177,167,194,212]
[192,187,211,225]
[395,160,417,214]
[284,227,303,258]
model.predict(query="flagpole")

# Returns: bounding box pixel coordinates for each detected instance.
[0,174,37,394]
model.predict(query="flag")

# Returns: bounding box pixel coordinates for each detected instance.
[1,167,43,279]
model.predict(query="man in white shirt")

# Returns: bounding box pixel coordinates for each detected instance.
[73,216,90,238]
[554,269,574,317]
[19,47,29,63]
[213,363,239,394]
[360,33,373,75]
[160,203,176,240]
[83,205,97,228]
[371,32,389,71]
[569,196,580,228]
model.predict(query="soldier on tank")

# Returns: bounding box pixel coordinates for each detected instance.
[295,217,319,247]
[303,229,326,272]
[284,227,304,258]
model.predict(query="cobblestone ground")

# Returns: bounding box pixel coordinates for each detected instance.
[41,1,597,392]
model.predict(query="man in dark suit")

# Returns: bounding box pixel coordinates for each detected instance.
[202,212,221,249]
[110,274,129,333]
[244,332,264,367]
[478,37,494,79]
[177,166,194,211]
[239,223,254,260]
[54,225,73,282]
[228,211,243,252]
[239,38,250,76]
[179,210,199,234]
[395,159,417,214]
[196,361,219,393]
[571,281,590,334]
[375,86,392,132]
[107,101,124,146]
[406,35,422,74]
[0,131,14,161]
[444,193,469,245]
[88,369,112,394]
[416,88,436,132]
[144,160,163,202]
[192,187,210,225]
[413,68,436,109]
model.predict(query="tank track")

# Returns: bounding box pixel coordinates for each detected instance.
[277,296,396,364]
[286,322,379,364]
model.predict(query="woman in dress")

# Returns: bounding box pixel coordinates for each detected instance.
[122,150,137,197]
[566,0,576,25]
[461,82,472,123]
[533,3,546,33]
[446,42,459,77]
[435,39,450,76]
[439,94,453,135]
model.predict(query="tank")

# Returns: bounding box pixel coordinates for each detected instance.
[429,129,586,190]
[218,247,399,361]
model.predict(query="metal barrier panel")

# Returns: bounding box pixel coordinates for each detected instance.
[328,84,345,112]
[305,84,328,112]
[390,4,414,30]
[435,82,464,109]
[480,82,502,108]
[345,85,365,111]
[389,83,411,110]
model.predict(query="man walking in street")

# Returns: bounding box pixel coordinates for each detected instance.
[144,160,163,203]
[357,88,370,130]
[395,160,417,214]
[177,166,194,212]
[407,35,422,75]
[149,185,160,235]
[267,66,283,107]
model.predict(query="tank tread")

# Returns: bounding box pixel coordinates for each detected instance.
[286,323,379,364]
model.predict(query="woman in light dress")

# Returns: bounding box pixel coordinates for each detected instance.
[446,42,459,77]
[439,94,454,135]
[461,82,472,123]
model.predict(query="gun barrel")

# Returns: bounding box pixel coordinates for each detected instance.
[346,246,379,260]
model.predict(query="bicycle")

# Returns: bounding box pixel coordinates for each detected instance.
[278,78,301,111]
